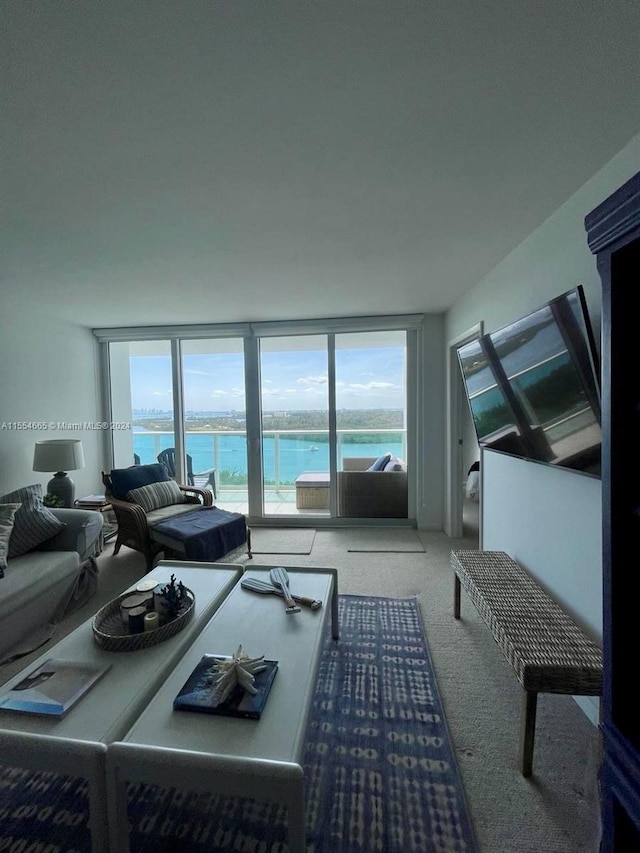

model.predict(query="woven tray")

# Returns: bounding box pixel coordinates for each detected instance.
[92,587,195,652]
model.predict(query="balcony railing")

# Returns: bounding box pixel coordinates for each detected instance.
[132,428,407,491]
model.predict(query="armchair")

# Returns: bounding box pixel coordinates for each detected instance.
[102,463,213,570]
[338,456,408,518]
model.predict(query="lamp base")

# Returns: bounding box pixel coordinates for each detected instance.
[47,472,75,508]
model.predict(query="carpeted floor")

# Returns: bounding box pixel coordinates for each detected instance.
[0,515,601,852]
[250,526,316,554]
[345,527,426,552]
[0,595,477,852]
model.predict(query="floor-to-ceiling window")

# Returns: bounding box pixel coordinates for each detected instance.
[100,316,419,525]
[334,330,407,465]
[259,335,330,518]
[108,340,177,470]
[181,339,247,509]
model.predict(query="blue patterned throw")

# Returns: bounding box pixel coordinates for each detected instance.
[0,595,476,852]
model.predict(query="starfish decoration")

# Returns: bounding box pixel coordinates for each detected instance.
[205,645,267,705]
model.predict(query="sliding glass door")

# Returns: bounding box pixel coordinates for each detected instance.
[181,339,247,511]
[335,330,407,466]
[258,335,330,518]
[334,330,408,518]
[104,318,414,523]
[108,340,177,470]
[255,329,408,519]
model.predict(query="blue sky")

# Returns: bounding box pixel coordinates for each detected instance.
[130,346,405,411]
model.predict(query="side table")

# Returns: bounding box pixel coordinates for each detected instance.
[74,500,117,544]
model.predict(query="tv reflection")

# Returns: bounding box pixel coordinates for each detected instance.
[458,287,601,478]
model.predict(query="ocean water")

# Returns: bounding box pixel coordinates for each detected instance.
[133,432,403,484]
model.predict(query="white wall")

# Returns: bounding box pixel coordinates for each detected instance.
[418,314,445,530]
[445,132,640,721]
[0,298,104,499]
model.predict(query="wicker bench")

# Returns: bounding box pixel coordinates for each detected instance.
[451,549,603,777]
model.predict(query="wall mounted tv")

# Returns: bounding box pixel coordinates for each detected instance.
[457,285,601,478]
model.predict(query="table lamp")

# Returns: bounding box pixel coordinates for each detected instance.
[33,439,85,507]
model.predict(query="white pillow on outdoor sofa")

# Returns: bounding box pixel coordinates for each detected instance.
[383,455,406,472]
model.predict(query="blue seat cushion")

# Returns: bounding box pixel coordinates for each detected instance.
[110,463,170,501]
[150,507,247,561]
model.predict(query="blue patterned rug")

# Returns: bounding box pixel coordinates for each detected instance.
[0,595,476,852]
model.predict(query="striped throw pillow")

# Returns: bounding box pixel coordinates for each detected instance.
[0,503,22,577]
[127,480,187,513]
[0,484,67,560]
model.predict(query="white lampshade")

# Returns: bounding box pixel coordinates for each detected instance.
[33,439,85,473]
[33,439,85,508]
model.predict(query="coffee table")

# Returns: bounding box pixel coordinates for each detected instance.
[106,564,339,853]
[0,561,242,853]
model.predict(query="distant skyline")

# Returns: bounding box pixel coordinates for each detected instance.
[130,346,405,411]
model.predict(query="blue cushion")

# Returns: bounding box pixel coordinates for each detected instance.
[110,463,170,500]
[367,453,392,472]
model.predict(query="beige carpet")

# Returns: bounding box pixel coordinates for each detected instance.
[250,527,316,554]
[344,527,425,552]
[0,521,601,853]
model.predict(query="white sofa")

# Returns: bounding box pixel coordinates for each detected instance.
[0,506,102,664]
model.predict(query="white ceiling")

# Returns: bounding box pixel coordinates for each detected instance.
[3,1,640,329]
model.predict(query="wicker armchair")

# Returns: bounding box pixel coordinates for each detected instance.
[102,468,213,570]
[337,456,408,518]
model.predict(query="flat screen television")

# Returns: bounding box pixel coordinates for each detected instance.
[457,286,601,478]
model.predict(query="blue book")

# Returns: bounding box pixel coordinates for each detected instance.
[173,654,278,720]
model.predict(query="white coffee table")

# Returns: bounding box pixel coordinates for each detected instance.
[0,561,242,853]
[106,564,339,853]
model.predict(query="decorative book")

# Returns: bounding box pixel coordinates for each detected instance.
[173,654,278,720]
[0,658,111,717]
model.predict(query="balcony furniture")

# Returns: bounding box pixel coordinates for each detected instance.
[0,562,242,853]
[102,464,214,570]
[337,456,408,518]
[157,447,217,498]
[106,564,339,853]
[451,549,603,777]
[295,472,330,509]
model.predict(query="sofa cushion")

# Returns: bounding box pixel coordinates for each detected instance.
[37,508,104,563]
[146,503,204,526]
[367,453,392,472]
[0,503,21,578]
[109,463,170,500]
[0,484,66,560]
[127,479,187,513]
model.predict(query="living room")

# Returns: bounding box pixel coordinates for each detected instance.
[2,3,640,850]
